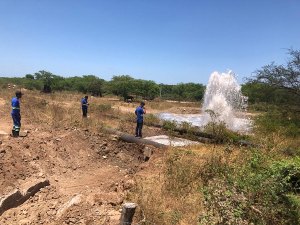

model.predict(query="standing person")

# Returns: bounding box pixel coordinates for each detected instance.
[81,95,89,117]
[11,91,23,137]
[135,102,146,138]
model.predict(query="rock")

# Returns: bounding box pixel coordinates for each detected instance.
[38,172,45,178]
[103,149,110,154]
[0,149,6,154]
[143,146,152,161]
[33,156,39,160]
[57,194,82,217]
[123,179,135,190]
[18,219,31,225]
[0,189,23,215]
[111,135,118,141]
[19,131,28,137]
[116,152,128,161]
[21,179,50,198]
[68,217,77,223]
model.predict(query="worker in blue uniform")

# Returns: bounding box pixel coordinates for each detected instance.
[135,102,146,138]
[11,91,23,137]
[81,95,89,117]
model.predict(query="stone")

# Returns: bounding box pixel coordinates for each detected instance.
[123,179,135,190]
[143,146,152,161]
[56,195,82,217]
[0,189,23,215]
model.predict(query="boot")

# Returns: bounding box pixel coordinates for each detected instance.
[11,130,19,137]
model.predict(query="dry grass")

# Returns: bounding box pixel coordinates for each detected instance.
[0,90,125,132]
[146,100,200,111]
[130,145,232,225]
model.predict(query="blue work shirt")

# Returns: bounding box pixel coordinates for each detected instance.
[135,106,145,123]
[81,98,88,109]
[11,97,20,115]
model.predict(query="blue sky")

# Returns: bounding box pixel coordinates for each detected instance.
[0,0,299,84]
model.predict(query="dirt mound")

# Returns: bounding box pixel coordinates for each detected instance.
[0,91,168,224]
[0,127,146,224]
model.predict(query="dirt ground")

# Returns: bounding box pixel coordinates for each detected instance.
[0,92,167,225]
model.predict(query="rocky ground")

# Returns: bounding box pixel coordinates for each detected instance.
[0,94,162,225]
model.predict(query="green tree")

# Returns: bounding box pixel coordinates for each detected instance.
[161,83,205,101]
[25,74,34,79]
[34,70,57,92]
[246,49,300,136]
[83,75,105,96]
[252,49,299,97]
[109,75,135,101]
[133,79,159,100]
[248,49,300,111]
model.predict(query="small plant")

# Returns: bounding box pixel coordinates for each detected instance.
[254,109,300,138]
[203,109,242,143]
[162,120,177,132]
[144,113,160,126]
[271,157,300,193]
[179,121,196,135]
[95,103,112,113]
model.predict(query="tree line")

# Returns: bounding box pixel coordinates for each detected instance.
[1,49,298,124]
[0,71,206,102]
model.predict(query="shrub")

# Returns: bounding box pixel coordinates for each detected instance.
[203,121,242,143]
[162,120,177,132]
[271,157,300,193]
[199,147,300,224]
[95,103,112,113]
[254,109,300,138]
[144,113,160,126]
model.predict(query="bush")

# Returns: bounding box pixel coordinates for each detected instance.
[198,146,300,225]
[162,120,177,132]
[271,157,300,193]
[203,121,242,143]
[95,103,112,113]
[255,110,300,138]
[144,113,160,126]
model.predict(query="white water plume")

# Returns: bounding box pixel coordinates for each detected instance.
[202,71,250,131]
[158,71,251,133]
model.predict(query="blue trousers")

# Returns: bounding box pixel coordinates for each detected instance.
[82,107,88,117]
[135,121,143,137]
[12,113,21,131]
